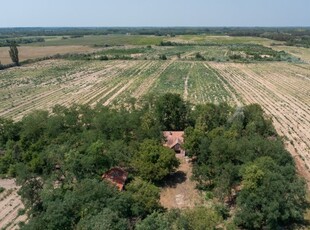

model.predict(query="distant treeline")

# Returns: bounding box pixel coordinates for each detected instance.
[1,27,309,47]
[0,37,45,47]
[225,28,310,48]
[0,27,213,37]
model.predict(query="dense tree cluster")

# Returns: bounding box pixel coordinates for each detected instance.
[0,94,307,229]
[184,103,308,229]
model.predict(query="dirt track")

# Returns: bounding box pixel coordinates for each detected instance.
[160,157,205,209]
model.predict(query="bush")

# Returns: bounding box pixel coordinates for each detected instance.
[159,54,167,60]
[195,52,205,60]
[99,55,109,61]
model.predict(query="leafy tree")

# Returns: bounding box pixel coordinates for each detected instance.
[9,42,19,65]
[18,177,44,215]
[132,139,179,181]
[126,178,161,216]
[183,126,205,157]
[155,93,189,130]
[235,157,308,229]
[20,110,49,148]
[0,117,20,148]
[179,207,223,230]
[77,208,128,230]
[135,211,170,230]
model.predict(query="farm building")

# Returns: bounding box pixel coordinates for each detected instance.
[102,167,128,191]
[163,131,185,157]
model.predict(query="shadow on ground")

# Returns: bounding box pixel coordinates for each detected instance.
[161,171,187,188]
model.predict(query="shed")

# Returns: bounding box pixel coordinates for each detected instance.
[102,167,128,191]
[163,131,185,156]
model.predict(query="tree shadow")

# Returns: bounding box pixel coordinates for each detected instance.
[160,170,187,188]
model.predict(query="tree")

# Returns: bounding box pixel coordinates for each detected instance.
[155,93,189,131]
[126,178,161,216]
[9,42,19,66]
[132,139,179,181]
[180,207,223,230]
[135,211,170,230]
[235,157,308,229]
[77,208,128,230]
[159,54,167,60]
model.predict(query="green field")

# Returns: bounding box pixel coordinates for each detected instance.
[30,35,165,46]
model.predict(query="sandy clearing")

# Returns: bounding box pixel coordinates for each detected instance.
[0,179,26,230]
[160,157,205,209]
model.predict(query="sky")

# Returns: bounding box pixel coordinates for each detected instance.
[1,0,309,27]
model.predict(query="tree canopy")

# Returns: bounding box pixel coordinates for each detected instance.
[0,94,307,229]
[9,42,19,65]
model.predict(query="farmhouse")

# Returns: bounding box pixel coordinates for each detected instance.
[163,131,185,157]
[102,167,128,191]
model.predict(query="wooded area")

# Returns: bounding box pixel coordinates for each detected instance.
[0,93,307,229]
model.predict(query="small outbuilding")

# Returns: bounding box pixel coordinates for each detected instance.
[163,131,185,157]
[102,167,128,191]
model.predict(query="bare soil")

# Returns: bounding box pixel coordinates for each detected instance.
[0,179,27,230]
[160,156,205,209]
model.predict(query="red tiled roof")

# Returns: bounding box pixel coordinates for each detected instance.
[102,167,128,191]
[163,131,184,148]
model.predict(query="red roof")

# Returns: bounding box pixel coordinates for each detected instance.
[102,167,128,191]
[163,131,184,148]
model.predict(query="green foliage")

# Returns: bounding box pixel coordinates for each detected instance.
[9,42,19,65]
[155,93,190,130]
[77,208,128,230]
[135,211,170,230]
[229,44,294,62]
[0,95,306,229]
[136,207,224,230]
[126,178,161,216]
[187,103,307,228]
[0,186,4,193]
[235,157,308,229]
[179,207,223,230]
[195,52,205,60]
[0,37,44,47]
[159,54,167,60]
[132,139,179,182]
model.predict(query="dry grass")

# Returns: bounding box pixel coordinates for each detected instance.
[0,45,99,64]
